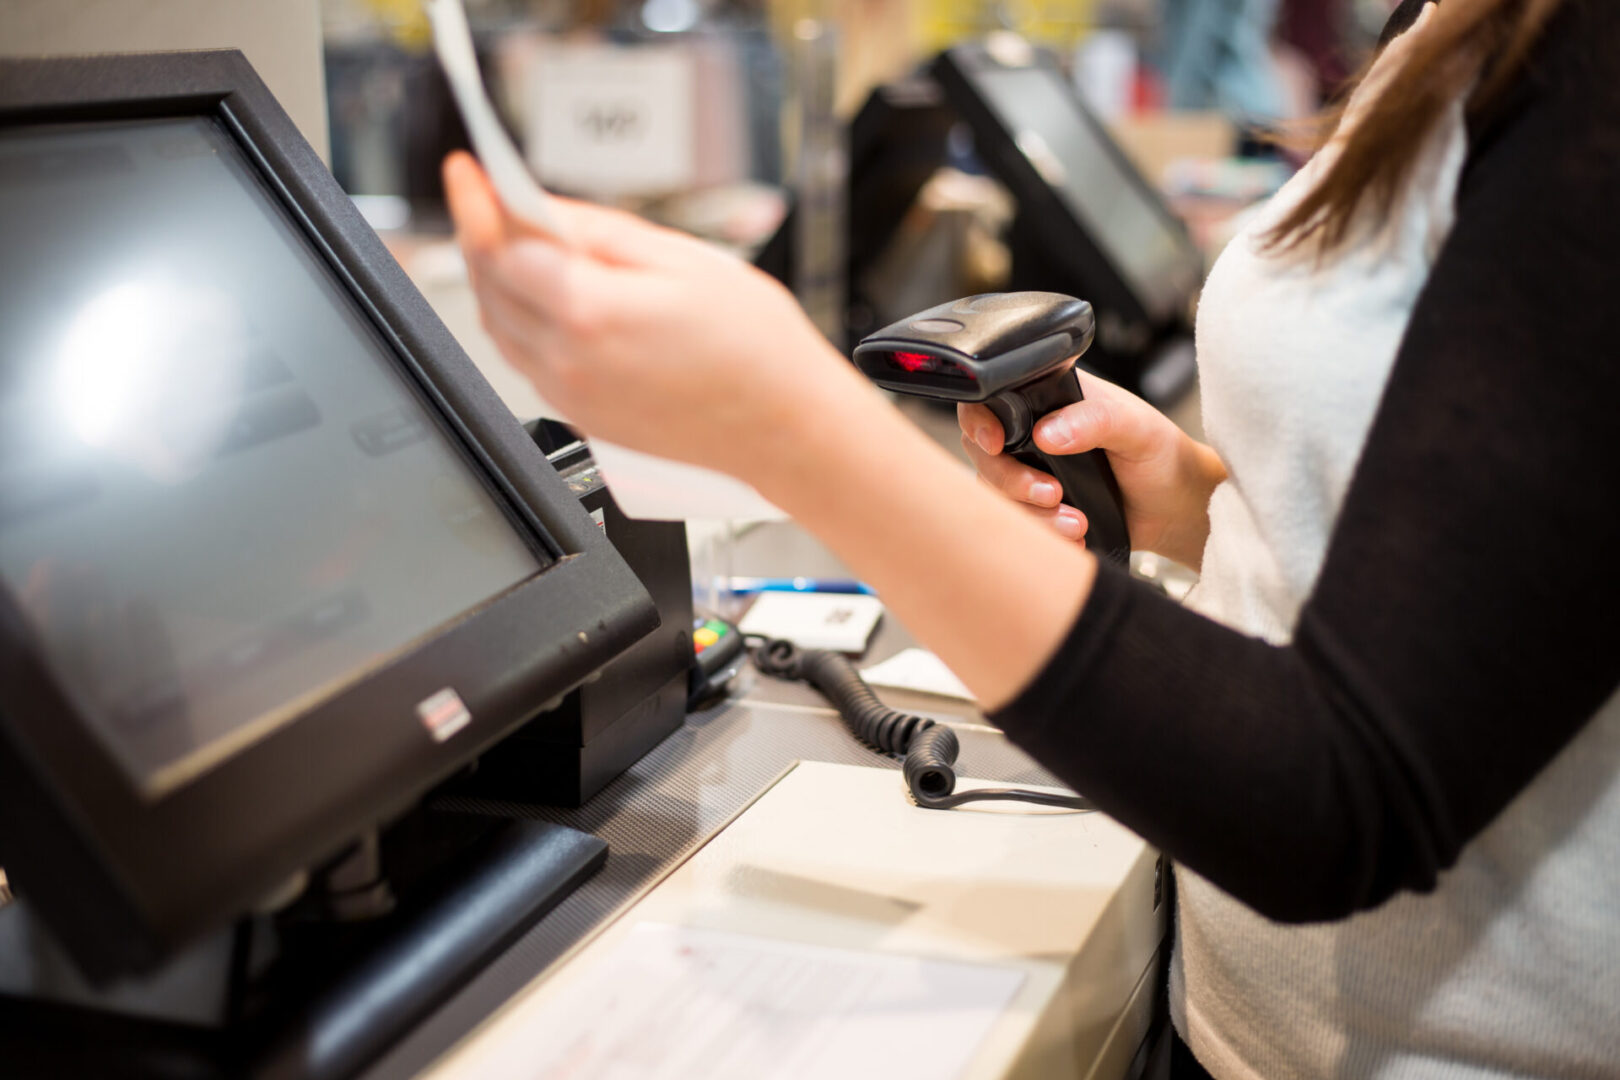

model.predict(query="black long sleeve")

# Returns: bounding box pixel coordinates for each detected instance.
[989,0,1620,922]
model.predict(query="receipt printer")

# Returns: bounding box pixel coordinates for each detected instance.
[453,420,694,806]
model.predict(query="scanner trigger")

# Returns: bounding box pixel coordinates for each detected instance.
[987,393,1034,453]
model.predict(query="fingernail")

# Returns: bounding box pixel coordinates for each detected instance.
[1030,481,1060,505]
[974,427,997,454]
[1039,414,1073,448]
[1054,510,1085,540]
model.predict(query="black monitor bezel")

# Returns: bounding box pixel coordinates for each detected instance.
[932,43,1204,332]
[0,51,658,979]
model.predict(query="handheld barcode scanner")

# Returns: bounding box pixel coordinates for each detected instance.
[854,292,1131,565]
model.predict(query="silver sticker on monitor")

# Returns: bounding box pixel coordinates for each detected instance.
[416,688,471,743]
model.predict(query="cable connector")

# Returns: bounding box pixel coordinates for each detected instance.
[754,640,1094,812]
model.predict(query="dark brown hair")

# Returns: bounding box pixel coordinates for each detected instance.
[1267,0,1566,253]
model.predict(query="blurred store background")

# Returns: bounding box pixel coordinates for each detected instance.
[1,0,1408,422]
[315,0,1401,399]
[319,0,1400,233]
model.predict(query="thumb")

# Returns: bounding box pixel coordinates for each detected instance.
[443,151,508,254]
[1033,374,1152,459]
[1033,397,1118,457]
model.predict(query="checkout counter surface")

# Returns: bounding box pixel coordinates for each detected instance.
[359,520,1083,1079]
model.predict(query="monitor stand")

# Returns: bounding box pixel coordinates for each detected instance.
[0,805,605,1079]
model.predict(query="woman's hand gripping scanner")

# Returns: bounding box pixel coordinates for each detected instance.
[854,293,1131,566]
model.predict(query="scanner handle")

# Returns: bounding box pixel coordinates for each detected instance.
[997,368,1130,566]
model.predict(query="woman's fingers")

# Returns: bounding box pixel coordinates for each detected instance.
[961,375,1164,466]
[546,194,709,269]
[958,391,1105,544]
[962,431,1090,541]
[466,233,644,348]
[444,149,699,273]
[1035,373,1168,463]
[474,281,554,362]
[1033,396,1117,458]
[475,291,562,385]
[474,238,583,328]
[957,402,1005,455]
[960,432,1063,508]
[1016,498,1089,544]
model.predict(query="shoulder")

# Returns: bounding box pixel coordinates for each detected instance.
[1466,0,1620,160]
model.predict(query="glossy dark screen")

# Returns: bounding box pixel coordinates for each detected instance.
[0,116,544,796]
[972,66,1197,320]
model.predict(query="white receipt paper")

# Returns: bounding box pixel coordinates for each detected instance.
[486,923,1025,1080]
[426,0,783,521]
[738,591,885,654]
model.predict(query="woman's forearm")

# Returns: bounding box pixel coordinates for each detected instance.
[746,369,1097,711]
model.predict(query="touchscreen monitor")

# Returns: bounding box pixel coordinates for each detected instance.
[932,42,1205,350]
[968,65,1198,322]
[0,116,544,797]
[0,50,654,983]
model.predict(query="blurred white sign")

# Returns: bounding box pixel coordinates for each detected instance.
[525,43,695,196]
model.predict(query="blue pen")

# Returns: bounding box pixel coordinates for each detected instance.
[723,576,876,596]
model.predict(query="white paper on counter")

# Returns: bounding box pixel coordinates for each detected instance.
[463,922,1025,1080]
[861,647,977,702]
[427,0,783,521]
[738,592,886,654]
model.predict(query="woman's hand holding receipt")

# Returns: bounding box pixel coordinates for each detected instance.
[443,154,856,478]
[428,0,781,519]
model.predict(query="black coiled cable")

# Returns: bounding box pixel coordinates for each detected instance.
[753,639,1095,812]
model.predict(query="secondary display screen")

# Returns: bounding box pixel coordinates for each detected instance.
[0,116,545,796]
[971,66,1199,322]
